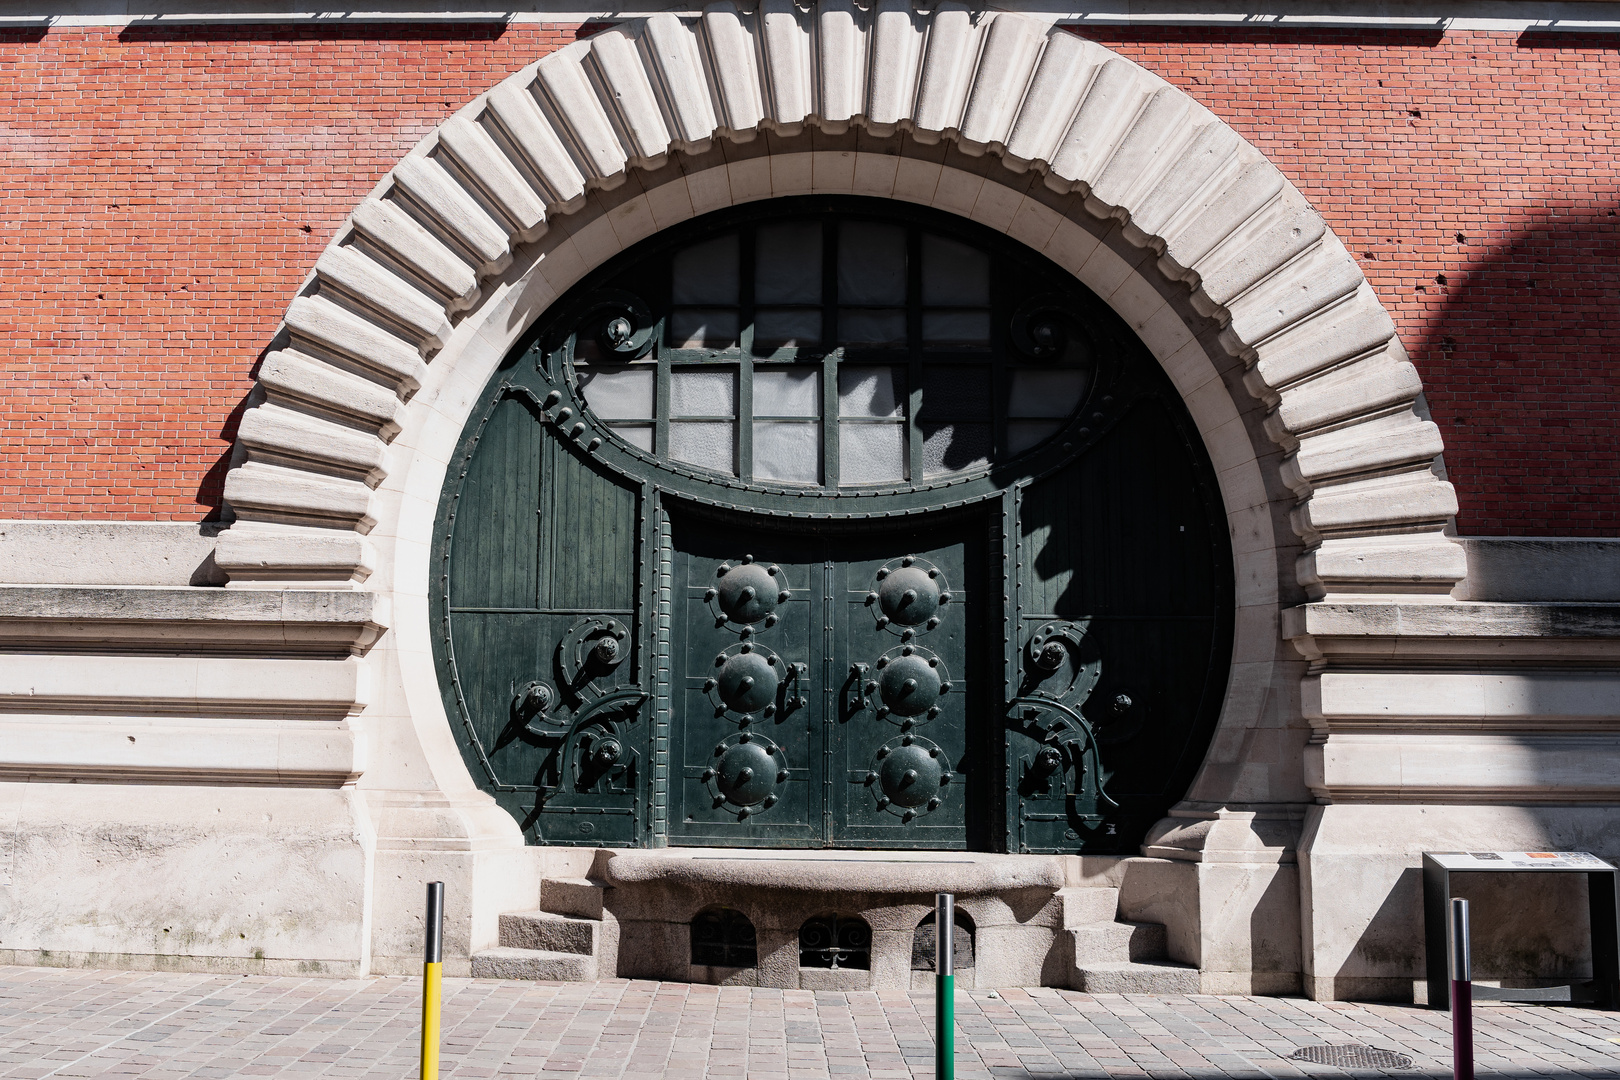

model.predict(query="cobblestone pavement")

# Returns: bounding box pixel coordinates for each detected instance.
[4,967,1620,1079]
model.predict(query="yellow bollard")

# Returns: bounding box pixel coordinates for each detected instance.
[421,881,444,1080]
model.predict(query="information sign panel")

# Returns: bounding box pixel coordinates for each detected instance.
[1422,851,1620,1011]
[1426,851,1615,872]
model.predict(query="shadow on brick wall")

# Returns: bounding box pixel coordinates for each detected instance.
[1414,205,1620,535]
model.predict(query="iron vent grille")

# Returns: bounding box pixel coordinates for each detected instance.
[1287,1044,1413,1069]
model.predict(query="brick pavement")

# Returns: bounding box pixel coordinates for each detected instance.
[2,967,1619,1079]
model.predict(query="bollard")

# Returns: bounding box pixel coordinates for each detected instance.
[421,882,444,1080]
[936,892,955,1080]
[1449,897,1474,1080]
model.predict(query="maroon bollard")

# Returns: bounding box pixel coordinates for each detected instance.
[1450,897,1474,1080]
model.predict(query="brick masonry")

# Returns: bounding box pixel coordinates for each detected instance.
[1,25,1615,534]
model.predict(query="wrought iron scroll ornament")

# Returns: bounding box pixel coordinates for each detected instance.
[508,614,648,801]
[1008,621,1118,814]
[799,914,873,970]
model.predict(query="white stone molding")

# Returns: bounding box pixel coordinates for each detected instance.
[217,3,1463,600]
[0,586,381,786]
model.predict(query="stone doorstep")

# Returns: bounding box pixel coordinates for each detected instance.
[498,911,599,955]
[469,946,598,981]
[601,848,1068,895]
[541,877,609,920]
[1057,885,1120,925]
[1069,922,1168,964]
[1074,959,1201,995]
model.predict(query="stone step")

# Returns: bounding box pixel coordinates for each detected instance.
[498,910,598,955]
[540,877,609,920]
[1070,921,1168,964]
[1056,885,1119,926]
[1075,959,1200,995]
[471,946,598,981]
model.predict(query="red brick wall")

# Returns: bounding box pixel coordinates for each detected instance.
[0,24,581,522]
[1080,26,1620,536]
[2,25,1615,534]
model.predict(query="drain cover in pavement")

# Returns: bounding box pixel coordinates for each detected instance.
[1287,1044,1413,1069]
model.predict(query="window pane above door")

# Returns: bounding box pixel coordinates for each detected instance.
[755,421,821,485]
[755,368,821,417]
[566,209,1102,488]
[838,367,905,418]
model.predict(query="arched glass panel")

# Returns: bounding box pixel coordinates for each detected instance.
[568,210,1092,489]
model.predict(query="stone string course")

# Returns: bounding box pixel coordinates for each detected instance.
[0,24,1614,537]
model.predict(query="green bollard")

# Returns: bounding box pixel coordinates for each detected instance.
[936,892,955,1080]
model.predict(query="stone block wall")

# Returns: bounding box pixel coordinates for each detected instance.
[0,22,1616,534]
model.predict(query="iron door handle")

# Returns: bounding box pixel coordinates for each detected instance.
[787,662,810,709]
[849,662,872,709]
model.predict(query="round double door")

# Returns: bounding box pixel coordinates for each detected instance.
[430,196,1234,854]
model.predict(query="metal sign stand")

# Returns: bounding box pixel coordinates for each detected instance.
[936,893,955,1080]
[1423,851,1620,1010]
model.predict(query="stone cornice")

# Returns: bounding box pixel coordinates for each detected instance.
[1284,599,1620,668]
[0,585,387,658]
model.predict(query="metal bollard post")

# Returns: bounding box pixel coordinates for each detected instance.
[936,892,955,1080]
[421,882,444,1080]
[1449,897,1474,1080]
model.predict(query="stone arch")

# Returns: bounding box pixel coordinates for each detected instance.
[216,3,1463,603]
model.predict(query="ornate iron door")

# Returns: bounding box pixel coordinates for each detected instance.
[433,196,1235,857]
[668,513,980,849]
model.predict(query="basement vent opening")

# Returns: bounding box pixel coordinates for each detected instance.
[690,906,757,968]
[1287,1045,1413,1069]
[799,914,872,970]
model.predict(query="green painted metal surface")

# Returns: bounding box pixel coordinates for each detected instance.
[430,196,1234,854]
[666,515,981,849]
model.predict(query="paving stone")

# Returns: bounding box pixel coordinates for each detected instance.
[5,968,1620,1078]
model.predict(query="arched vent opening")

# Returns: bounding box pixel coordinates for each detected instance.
[799,913,872,970]
[691,906,758,968]
[911,909,976,972]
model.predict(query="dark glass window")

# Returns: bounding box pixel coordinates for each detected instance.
[568,211,1092,489]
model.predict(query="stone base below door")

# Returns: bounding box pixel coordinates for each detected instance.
[472,849,1198,992]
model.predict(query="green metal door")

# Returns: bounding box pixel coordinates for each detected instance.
[431,195,1235,856]
[668,513,981,849]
